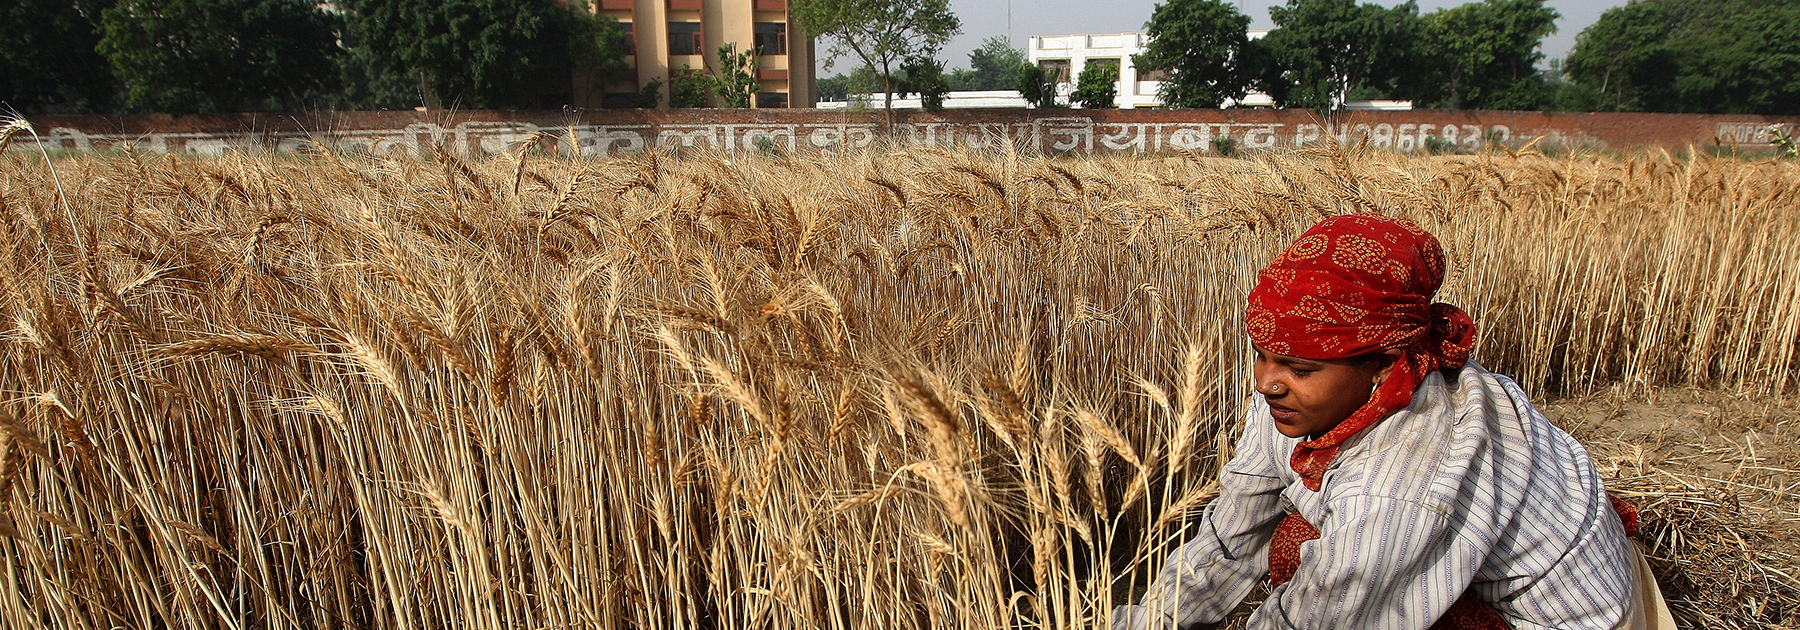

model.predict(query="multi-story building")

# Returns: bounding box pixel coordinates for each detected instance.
[1027,31,1275,109]
[589,0,815,108]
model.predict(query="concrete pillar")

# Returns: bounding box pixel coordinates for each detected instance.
[788,20,814,107]
[636,0,670,108]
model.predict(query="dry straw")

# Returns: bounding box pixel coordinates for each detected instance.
[0,139,1794,629]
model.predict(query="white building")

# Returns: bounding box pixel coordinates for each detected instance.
[817,90,1029,110]
[1027,31,1279,109]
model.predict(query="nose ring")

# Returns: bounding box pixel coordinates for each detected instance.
[1269,383,1282,394]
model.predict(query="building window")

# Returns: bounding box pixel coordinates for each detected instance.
[1039,60,1071,84]
[756,91,788,108]
[618,22,635,56]
[1139,66,1169,82]
[669,22,702,56]
[754,22,787,55]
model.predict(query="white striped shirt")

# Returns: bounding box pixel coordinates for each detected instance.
[1115,362,1635,630]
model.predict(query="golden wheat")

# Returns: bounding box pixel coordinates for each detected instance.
[0,143,1793,630]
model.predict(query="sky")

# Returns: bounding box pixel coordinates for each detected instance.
[914,0,1628,72]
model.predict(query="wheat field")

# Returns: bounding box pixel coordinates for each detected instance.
[0,132,1797,629]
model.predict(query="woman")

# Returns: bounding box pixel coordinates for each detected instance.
[1113,215,1674,630]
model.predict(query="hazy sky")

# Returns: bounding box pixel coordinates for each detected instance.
[916,0,1627,71]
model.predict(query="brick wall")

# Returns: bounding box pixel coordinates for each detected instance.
[17,108,1800,157]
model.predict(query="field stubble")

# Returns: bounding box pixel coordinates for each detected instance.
[0,135,1796,629]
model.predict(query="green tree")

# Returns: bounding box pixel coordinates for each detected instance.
[1070,59,1118,108]
[1409,0,1559,110]
[963,35,1027,91]
[1236,36,1293,106]
[669,65,711,108]
[712,44,760,108]
[1137,0,1252,108]
[899,56,949,111]
[1562,1,1674,111]
[1260,0,1425,110]
[96,0,342,113]
[790,0,961,120]
[635,77,664,108]
[1667,3,1800,114]
[1563,0,1800,114]
[1017,64,1057,108]
[817,66,879,102]
[1,0,115,112]
[336,0,626,110]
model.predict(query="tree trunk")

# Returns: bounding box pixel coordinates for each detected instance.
[881,64,894,131]
[419,73,440,110]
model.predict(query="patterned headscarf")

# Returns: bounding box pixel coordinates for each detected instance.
[1245,214,1477,491]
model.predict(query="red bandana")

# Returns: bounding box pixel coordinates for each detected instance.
[1245,215,1477,491]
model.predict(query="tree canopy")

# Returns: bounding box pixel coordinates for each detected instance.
[1566,0,1800,114]
[791,0,961,115]
[1258,0,1424,110]
[951,36,1027,91]
[1136,0,1252,108]
[0,0,115,113]
[1410,0,1559,110]
[96,0,342,113]
[817,66,880,102]
[335,0,627,110]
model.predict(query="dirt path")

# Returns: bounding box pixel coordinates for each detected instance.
[1547,388,1799,629]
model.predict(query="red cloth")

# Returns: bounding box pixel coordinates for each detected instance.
[1245,215,1479,491]
[1270,511,1512,630]
[1610,495,1642,538]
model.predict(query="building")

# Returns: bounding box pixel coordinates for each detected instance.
[589,0,815,108]
[1026,31,1278,109]
[816,90,1029,110]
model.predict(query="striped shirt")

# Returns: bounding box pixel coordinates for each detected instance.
[1114,362,1635,630]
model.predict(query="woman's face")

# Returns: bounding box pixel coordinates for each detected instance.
[1252,345,1400,439]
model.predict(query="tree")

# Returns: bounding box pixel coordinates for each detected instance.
[1666,3,1800,114]
[669,65,711,108]
[962,35,1027,91]
[1408,0,1559,110]
[96,0,342,113]
[790,0,961,120]
[1071,59,1118,108]
[1136,0,1252,108]
[1017,64,1057,108]
[899,56,949,111]
[1259,0,1425,110]
[1,0,115,113]
[712,44,759,108]
[1236,36,1293,106]
[817,66,880,102]
[336,0,627,110]
[1563,0,1800,114]
[636,77,664,108]
[1562,1,1674,111]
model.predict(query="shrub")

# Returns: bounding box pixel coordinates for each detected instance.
[1017,64,1057,108]
[1071,60,1119,109]
[1212,134,1236,157]
[669,64,710,108]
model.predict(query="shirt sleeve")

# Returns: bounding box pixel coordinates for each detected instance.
[1113,403,1291,630]
[1246,495,1482,630]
